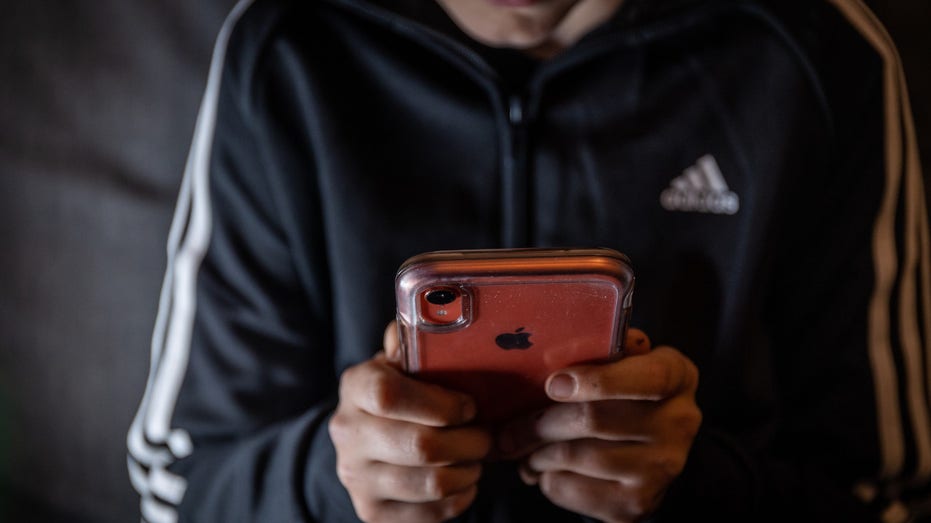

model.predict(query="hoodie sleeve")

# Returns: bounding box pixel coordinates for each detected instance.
[126,2,361,521]
[654,2,931,521]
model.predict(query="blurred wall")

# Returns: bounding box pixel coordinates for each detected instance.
[0,1,234,521]
[0,1,926,522]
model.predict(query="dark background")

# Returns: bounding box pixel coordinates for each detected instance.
[0,1,235,521]
[0,1,927,521]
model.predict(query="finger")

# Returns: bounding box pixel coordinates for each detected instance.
[351,485,477,523]
[546,346,698,402]
[537,470,662,523]
[341,359,476,426]
[375,486,478,523]
[365,463,482,503]
[384,320,402,364]
[497,401,654,457]
[340,412,491,466]
[526,439,687,485]
[623,328,651,356]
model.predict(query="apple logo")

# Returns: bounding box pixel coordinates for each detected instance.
[495,327,533,350]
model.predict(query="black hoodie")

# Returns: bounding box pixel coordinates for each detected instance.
[128,0,931,521]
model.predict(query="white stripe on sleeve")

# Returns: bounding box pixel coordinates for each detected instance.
[828,0,931,486]
[126,0,256,519]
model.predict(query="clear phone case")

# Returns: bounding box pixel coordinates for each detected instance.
[395,248,634,423]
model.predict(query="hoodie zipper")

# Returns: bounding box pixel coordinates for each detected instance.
[505,93,531,247]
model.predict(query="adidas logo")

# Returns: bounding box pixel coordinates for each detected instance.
[660,155,740,215]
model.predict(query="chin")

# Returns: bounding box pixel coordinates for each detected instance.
[437,0,576,51]
[472,26,553,50]
[487,0,545,7]
[465,13,564,50]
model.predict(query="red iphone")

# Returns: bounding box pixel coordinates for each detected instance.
[395,248,634,424]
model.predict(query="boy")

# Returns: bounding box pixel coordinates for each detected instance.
[129,0,930,521]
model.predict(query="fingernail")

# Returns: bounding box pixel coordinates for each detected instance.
[547,374,576,399]
[519,463,541,485]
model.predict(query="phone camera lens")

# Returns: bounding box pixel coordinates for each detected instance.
[425,289,457,305]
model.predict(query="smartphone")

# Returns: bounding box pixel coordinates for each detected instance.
[395,247,634,424]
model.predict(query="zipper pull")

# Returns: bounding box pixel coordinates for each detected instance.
[508,95,525,126]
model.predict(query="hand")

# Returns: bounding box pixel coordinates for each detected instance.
[328,322,491,523]
[496,329,701,523]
